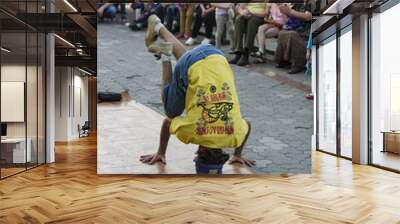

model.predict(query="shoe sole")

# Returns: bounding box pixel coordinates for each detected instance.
[148,43,173,56]
[145,15,159,47]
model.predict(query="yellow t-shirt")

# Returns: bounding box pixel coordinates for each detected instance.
[247,3,266,15]
[170,55,248,149]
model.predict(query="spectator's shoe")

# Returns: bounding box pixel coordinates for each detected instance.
[148,42,173,59]
[237,55,249,66]
[252,51,266,63]
[176,33,185,39]
[275,61,290,68]
[145,15,161,47]
[185,37,198,46]
[229,53,242,64]
[237,50,249,66]
[305,93,314,100]
[121,15,128,23]
[288,66,304,74]
[201,38,211,45]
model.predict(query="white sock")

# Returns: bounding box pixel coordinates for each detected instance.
[161,54,171,62]
[259,47,264,53]
[154,22,163,35]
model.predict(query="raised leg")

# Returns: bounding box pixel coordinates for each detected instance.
[158,26,187,60]
[161,61,173,98]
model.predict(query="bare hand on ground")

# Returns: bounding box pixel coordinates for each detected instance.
[140,153,166,165]
[229,155,256,167]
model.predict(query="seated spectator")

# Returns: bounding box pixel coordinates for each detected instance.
[97,3,117,20]
[230,3,269,66]
[115,3,127,22]
[176,3,195,40]
[185,4,216,45]
[163,4,180,33]
[211,3,234,49]
[274,2,313,74]
[254,3,289,63]
[130,3,159,31]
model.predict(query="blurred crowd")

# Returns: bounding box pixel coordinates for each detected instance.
[97,2,314,76]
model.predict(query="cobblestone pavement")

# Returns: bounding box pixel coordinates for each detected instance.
[98,23,313,173]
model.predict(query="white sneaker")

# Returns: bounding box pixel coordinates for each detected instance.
[185,37,197,46]
[201,38,211,45]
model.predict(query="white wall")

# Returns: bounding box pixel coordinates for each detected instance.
[1,65,39,138]
[55,66,70,141]
[55,67,89,141]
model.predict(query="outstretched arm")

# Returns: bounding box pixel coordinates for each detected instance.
[229,120,256,167]
[140,118,171,164]
[140,60,173,165]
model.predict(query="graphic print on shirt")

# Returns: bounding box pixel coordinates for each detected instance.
[195,82,234,136]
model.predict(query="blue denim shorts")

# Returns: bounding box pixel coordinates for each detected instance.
[163,44,224,118]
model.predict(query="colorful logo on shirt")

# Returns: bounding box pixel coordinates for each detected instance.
[195,83,234,135]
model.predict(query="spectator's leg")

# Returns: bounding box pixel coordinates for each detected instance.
[190,6,202,39]
[264,26,280,38]
[185,4,195,37]
[119,3,127,19]
[275,30,291,67]
[227,10,235,50]
[233,16,246,53]
[204,11,216,39]
[173,6,180,33]
[244,16,265,52]
[256,24,271,54]
[132,3,144,20]
[230,16,247,64]
[178,7,186,36]
[237,16,263,66]
[165,5,174,31]
[137,12,152,28]
[288,32,308,74]
[155,4,165,23]
[215,14,226,49]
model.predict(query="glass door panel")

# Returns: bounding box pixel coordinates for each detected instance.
[339,29,352,158]
[318,36,337,154]
[1,31,27,177]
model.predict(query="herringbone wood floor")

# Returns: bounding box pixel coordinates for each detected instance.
[1,135,400,224]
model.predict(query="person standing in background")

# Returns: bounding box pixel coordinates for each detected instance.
[115,3,127,22]
[165,4,180,33]
[176,3,195,40]
[212,3,234,49]
[185,3,216,45]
